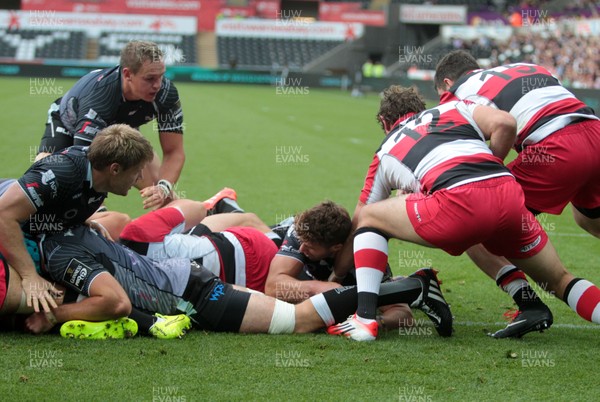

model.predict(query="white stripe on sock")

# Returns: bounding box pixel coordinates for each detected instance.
[567,280,593,311]
[355,267,384,295]
[354,230,388,253]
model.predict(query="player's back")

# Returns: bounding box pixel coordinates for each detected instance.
[451,63,597,149]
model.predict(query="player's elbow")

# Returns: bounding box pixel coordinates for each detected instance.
[112,297,132,317]
[494,111,517,136]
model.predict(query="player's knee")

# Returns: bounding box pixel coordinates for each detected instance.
[574,216,600,238]
[268,299,295,334]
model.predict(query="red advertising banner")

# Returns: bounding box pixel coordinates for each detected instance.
[20,0,282,31]
[216,18,364,40]
[1,10,197,34]
[21,0,202,15]
[400,4,467,25]
[319,3,387,27]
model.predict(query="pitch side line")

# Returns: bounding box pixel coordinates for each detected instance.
[547,232,593,238]
[454,321,600,330]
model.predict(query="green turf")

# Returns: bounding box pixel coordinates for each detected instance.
[0,77,599,401]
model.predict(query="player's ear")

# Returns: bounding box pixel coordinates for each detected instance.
[331,243,344,253]
[443,78,454,90]
[378,115,389,134]
[122,67,132,81]
[109,163,121,175]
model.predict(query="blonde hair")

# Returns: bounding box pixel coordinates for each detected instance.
[120,40,163,73]
[88,124,154,170]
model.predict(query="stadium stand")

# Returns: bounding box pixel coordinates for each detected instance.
[217,36,343,71]
[0,29,86,60]
[98,32,197,65]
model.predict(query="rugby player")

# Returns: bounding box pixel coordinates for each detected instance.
[329,86,600,341]
[265,201,414,331]
[434,50,600,337]
[0,124,153,313]
[37,40,185,210]
[21,224,452,338]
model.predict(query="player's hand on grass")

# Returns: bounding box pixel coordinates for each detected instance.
[21,273,60,313]
[25,311,56,334]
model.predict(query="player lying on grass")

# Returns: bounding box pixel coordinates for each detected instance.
[110,190,415,333]
[265,201,414,331]
[329,85,600,342]
[118,195,280,294]
[21,224,452,338]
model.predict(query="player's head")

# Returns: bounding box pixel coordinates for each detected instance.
[88,124,154,195]
[120,40,166,102]
[434,50,480,95]
[377,85,426,134]
[295,201,351,261]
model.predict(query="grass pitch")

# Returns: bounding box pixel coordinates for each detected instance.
[0,77,599,401]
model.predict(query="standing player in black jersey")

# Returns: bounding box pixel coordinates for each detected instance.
[37,40,185,210]
[0,124,154,313]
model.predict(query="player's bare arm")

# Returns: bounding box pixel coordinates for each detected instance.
[265,255,341,303]
[472,105,517,161]
[25,272,131,334]
[0,184,59,313]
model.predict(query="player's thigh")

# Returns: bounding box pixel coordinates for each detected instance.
[358,196,433,247]
[238,293,276,332]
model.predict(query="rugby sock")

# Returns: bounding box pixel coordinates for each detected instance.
[496,265,545,310]
[354,228,389,322]
[215,198,245,214]
[310,277,423,325]
[563,278,600,324]
[128,308,157,334]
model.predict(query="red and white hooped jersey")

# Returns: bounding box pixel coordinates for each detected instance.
[442,63,598,150]
[360,101,511,205]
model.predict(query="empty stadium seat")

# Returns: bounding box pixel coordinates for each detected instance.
[217,36,342,71]
[0,29,86,60]
[97,32,197,65]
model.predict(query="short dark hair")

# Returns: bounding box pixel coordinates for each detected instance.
[88,124,154,171]
[295,201,351,247]
[377,85,426,132]
[434,50,480,92]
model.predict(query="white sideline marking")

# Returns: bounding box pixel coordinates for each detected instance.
[454,321,600,330]
[548,232,593,238]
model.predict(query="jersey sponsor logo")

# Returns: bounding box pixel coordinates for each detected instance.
[26,186,44,208]
[41,170,55,185]
[63,258,91,292]
[84,108,98,120]
[209,283,225,301]
[41,170,58,198]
